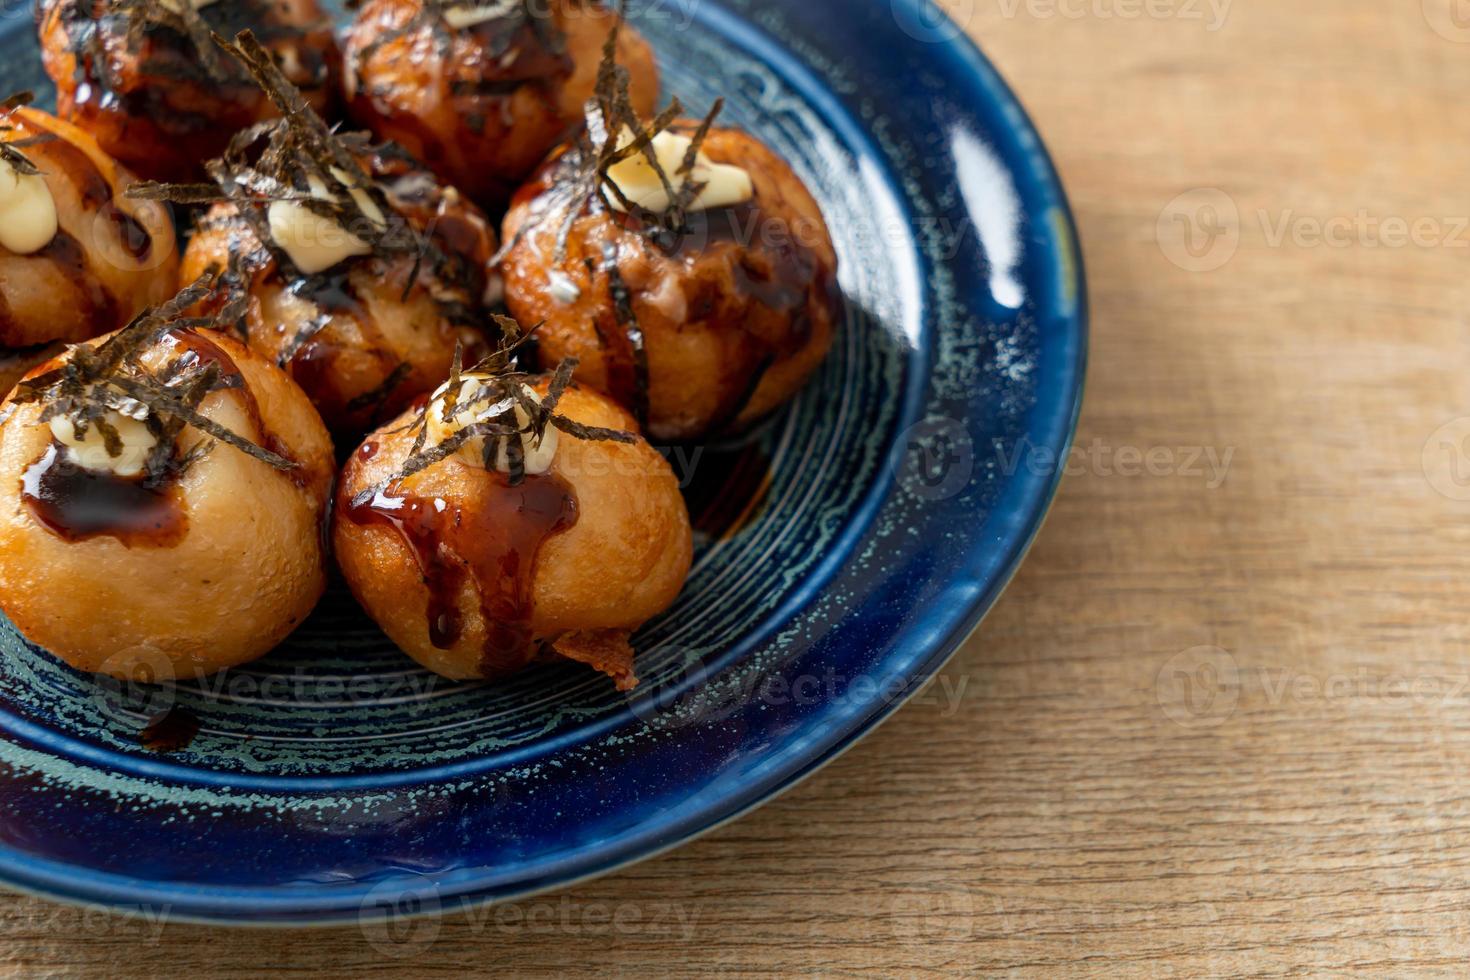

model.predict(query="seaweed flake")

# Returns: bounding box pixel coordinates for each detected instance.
[8,272,298,484]
[0,93,44,176]
[373,320,633,493]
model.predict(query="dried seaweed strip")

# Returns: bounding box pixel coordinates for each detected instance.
[378,317,632,488]
[0,92,43,176]
[127,181,222,204]
[440,341,465,425]
[277,313,331,368]
[9,272,298,481]
[539,11,725,261]
[109,0,235,83]
[547,413,635,443]
[106,374,297,470]
[344,361,413,424]
[600,242,649,427]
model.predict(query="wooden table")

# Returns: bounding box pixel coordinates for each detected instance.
[7,0,1470,974]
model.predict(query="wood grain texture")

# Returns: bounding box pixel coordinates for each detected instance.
[6,0,1470,975]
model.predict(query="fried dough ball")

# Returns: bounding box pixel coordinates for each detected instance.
[0,311,334,681]
[38,0,341,182]
[179,134,499,434]
[335,376,691,688]
[0,105,178,352]
[501,122,841,442]
[343,0,657,209]
[0,345,64,398]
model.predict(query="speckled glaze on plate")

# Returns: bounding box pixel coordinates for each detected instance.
[0,0,1085,924]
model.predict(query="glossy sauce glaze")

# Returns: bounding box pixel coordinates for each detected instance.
[43,0,339,178]
[345,467,578,677]
[343,0,576,205]
[21,442,187,548]
[508,147,840,430]
[0,111,163,343]
[34,231,116,331]
[171,328,316,488]
[27,114,153,263]
[17,330,299,547]
[138,704,202,753]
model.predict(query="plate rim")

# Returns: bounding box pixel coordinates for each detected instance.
[0,0,1088,925]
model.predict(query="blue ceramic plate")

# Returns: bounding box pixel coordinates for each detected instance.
[0,0,1084,924]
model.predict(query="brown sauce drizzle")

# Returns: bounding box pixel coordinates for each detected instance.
[289,269,367,318]
[168,328,245,383]
[58,0,330,125]
[345,468,578,678]
[17,328,302,546]
[170,328,316,488]
[21,442,187,548]
[38,231,116,330]
[20,114,155,267]
[138,705,201,753]
[516,151,837,430]
[105,207,153,263]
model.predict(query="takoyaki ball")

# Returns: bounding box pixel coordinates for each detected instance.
[500,121,841,442]
[0,345,65,398]
[179,133,499,434]
[38,0,341,182]
[335,374,692,689]
[0,292,334,681]
[343,0,657,209]
[0,103,178,351]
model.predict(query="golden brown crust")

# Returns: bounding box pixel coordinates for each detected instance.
[334,381,692,682]
[500,125,841,442]
[0,108,179,349]
[37,0,342,182]
[342,0,657,209]
[179,150,498,434]
[0,329,334,680]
